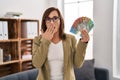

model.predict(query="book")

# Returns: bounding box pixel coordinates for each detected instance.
[21,22,31,38]
[4,12,22,18]
[2,21,8,40]
[70,16,94,36]
[0,21,3,40]
[30,22,38,38]
[0,48,3,64]
[21,22,38,38]
[22,54,32,60]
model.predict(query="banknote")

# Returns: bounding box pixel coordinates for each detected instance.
[70,17,94,36]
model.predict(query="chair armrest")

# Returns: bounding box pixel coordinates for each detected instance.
[95,67,109,80]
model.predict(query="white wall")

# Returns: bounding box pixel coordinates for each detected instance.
[0,0,49,20]
[0,0,64,20]
[48,0,64,15]
[93,0,119,80]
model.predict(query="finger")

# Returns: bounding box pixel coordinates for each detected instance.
[81,34,90,42]
[81,29,88,36]
[47,25,53,33]
[47,25,51,32]
[46,27,49,33]
[47,25,55,35]
[81,29,89,40]
[50,26,55,34]
[51,27,56,35]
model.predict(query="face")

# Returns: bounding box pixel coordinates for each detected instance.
[45,10,60,33]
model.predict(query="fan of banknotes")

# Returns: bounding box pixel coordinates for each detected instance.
[70,16,94,36]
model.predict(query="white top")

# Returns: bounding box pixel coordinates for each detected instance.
[48,41,64,80]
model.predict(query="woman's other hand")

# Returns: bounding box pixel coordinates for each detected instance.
[80,29,90,43]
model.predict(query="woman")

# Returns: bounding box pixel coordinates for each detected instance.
[32,7,90,80]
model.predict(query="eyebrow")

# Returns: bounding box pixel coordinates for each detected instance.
[48,16,59,18]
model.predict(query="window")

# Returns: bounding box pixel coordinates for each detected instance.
[113,0,120,78]
[64,0,93,59]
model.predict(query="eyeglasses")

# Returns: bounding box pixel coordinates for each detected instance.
[45,16,60,23]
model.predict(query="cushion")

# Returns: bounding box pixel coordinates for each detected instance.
[74,59,96,80]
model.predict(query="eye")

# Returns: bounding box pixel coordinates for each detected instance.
[45,17,51,21]
[53,16,60,20]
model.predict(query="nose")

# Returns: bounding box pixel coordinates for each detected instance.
[50,19,54,23]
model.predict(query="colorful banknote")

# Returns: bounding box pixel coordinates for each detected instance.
[70,17,94,36]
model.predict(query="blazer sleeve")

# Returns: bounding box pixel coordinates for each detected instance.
[32,36,50,68]
[72,36,88,68]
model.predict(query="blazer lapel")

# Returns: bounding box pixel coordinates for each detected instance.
[62,39,70,80]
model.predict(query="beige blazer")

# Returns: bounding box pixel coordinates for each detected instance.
[32,34,87,80]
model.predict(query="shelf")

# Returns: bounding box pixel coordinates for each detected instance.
[22,61,33,71]
[0,62,20,77]
[0,39,19,42]
[0,42,19,62]
[0,18,39,77]
[0,60,19,66]
[20,18,39,21]
[0,18,18,21]
[20,38,34,41]
[21,40,32,60]
[20,59,32,63]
